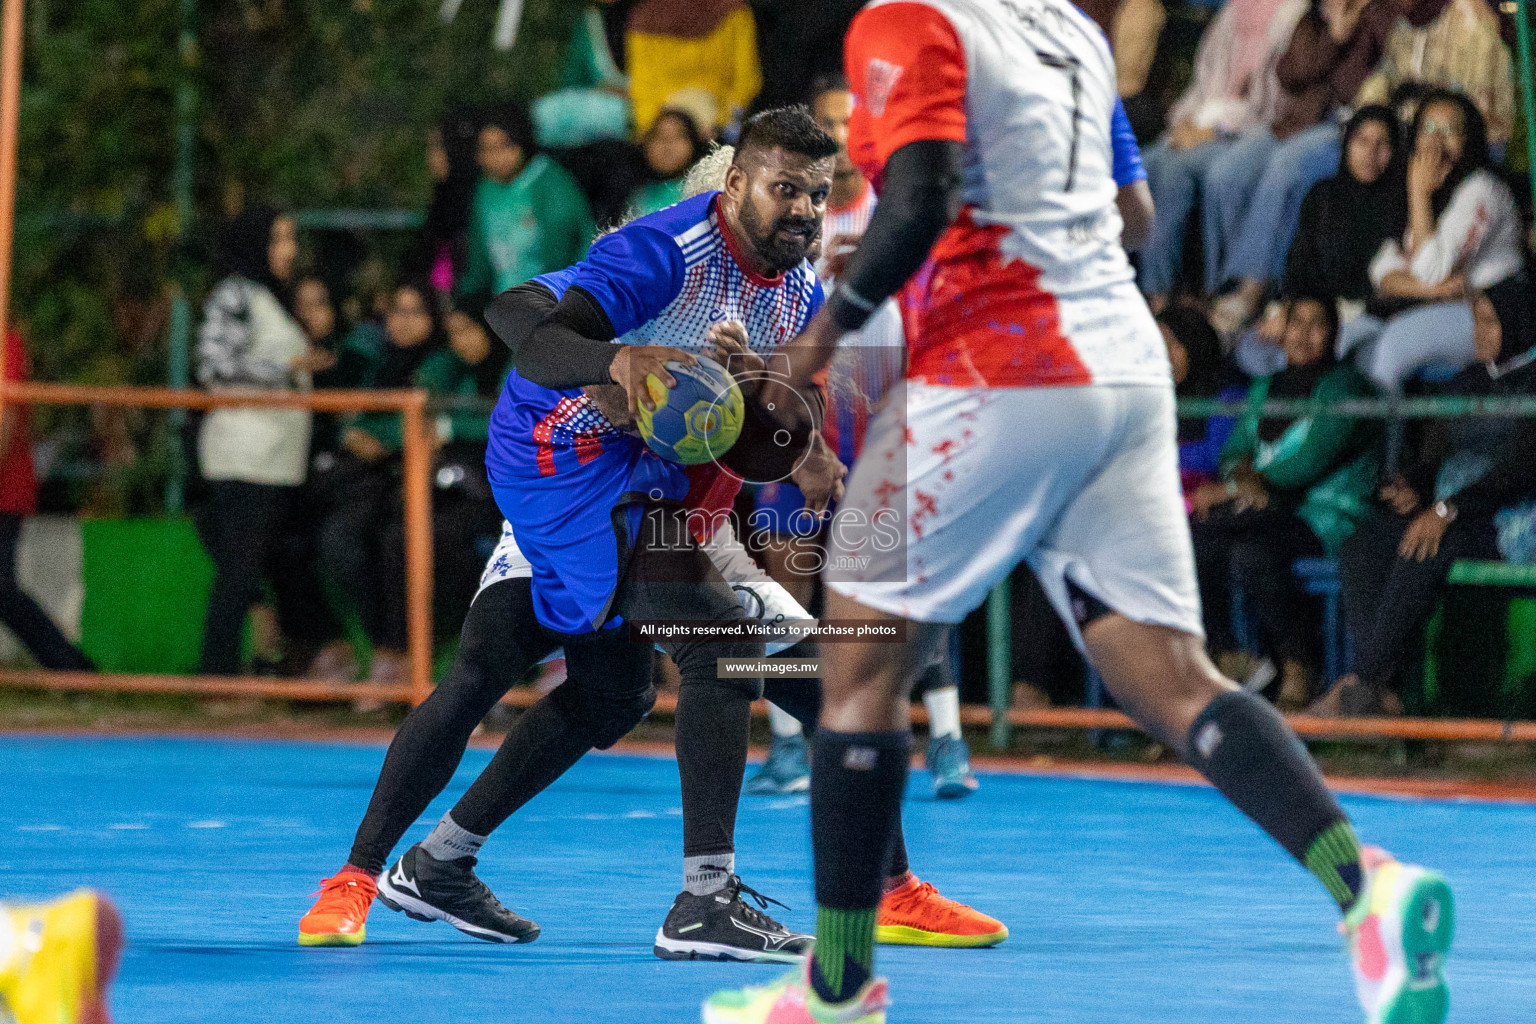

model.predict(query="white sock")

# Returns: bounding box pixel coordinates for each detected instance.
[923,685,962,740]
[420,812,487,862]
[767,702,803,739]
[684,852,735,896]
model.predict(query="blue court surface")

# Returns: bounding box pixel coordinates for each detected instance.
[1,735,1531,1023]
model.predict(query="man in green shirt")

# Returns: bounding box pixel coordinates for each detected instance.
[457,104,595,311]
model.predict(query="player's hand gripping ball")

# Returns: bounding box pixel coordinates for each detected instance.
[635,356,745,465]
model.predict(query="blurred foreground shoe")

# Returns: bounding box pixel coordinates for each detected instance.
[298,870,376,947]
[1345,847,1453,1024]
[925,734,979,800]
[876,875,1007,948]
[745,734,810,795]
[0,890,123,1024]
[701,960,888,1024]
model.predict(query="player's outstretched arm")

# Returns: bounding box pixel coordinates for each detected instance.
[787,138,964,388]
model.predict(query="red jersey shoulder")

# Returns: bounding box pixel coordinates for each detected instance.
[844,1,968,180]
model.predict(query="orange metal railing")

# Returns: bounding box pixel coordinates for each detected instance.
[0,382,436,704]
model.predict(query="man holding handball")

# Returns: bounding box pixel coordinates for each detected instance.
[703,2,1453,1023]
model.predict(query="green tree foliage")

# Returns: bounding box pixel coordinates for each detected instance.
[14,0,576,387]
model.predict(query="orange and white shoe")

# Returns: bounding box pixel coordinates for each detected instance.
[0,889,124,1024]
[298,871,377,947]
[876,875,1007,948]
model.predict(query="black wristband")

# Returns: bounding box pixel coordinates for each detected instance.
[827,286,877,332]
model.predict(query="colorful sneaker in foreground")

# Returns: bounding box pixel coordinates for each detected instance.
[701,961,888,1024]
[745,734,811,795]
[1345,847,1453,1024]
[377,844,540,944]
[926,735,979,800]
[876,874,1007,948]
[656,875,812,963]
[0,889,124,1024]
[298,870,377,947]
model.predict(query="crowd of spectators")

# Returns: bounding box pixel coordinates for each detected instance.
[33,0,1523,716]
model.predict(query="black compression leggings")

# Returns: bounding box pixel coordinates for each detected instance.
[347,577,653,873]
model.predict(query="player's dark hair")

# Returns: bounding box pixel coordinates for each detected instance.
[481,102,537,156]
[733,105,839,164]
[808,73,851,104]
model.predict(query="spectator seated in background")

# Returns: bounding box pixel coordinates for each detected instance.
[532,1,633,150]
[627,107,709,217]
[1160,306,1248,505]
[624,0,761,137]
[318,282,444,685]
[1354,0,1514,153]
[455,104,595,316]
[1319,279,1536,716]
[1234,104,1406,376]
[1139,0,1307,310]
[1341,91,1524,392]
[1207,0,1399,337]
[1189,296,1380,707]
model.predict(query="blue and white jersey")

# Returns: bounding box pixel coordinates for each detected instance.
[485,191,824,633]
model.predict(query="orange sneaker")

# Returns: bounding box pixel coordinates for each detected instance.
[298,872,377,947]
[876,875,1008,948]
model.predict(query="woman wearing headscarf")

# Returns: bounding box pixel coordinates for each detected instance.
[1322,278,1536,716]
[1138,0,1308,310]
[195,205,333,675]
[627,107,709,217]
[1343,91,1525,391]
[1189,295,1380,706]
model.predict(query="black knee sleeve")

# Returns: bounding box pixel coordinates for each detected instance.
[551,675,657,749]
[671,639,766,699]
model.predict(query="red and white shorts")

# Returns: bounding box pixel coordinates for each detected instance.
[825,381,1203,646]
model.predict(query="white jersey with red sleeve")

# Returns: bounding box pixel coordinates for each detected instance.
[844,0,1169,390]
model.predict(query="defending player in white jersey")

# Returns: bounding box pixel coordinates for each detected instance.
[703,2,1454,1023]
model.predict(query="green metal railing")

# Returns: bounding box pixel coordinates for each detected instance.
[982,393,1536,749]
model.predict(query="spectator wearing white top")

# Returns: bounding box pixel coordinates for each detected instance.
[195,206,335,675]
[1341,91,1525,391]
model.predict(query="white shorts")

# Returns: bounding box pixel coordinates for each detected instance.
[478,519,811,656]
[826,382,1202,648]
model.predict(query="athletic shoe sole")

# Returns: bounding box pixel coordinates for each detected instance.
[1380,872,1455,1024]
[376,873,539,944]
[933,776,979,800]
[875,923,1008,948]
[296,927,365,947]
[653,929,806,964]
[743,776,810,796]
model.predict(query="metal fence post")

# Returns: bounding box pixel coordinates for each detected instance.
[401,393,435,705]
[987,578,1011,750]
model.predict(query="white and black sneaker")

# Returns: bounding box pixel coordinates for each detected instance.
[653,874,812,963]
[376,843,540,944]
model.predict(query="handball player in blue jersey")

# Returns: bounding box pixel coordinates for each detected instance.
[298,108,1003,963]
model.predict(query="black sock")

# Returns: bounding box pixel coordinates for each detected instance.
[675,681,752,866]
[449,691,595,836]
[1186,690,1363,909]
[883,803,910,884]
[810,729,910,1004]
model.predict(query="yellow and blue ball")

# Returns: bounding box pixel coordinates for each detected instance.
[635,356,745,466]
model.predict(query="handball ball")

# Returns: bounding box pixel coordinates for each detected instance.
[636,356,745,465]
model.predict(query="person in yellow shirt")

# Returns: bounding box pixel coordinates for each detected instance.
[625,0,762,135]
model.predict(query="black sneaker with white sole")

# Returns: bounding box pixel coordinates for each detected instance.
[653,874,812,963]
[376,843,540,944]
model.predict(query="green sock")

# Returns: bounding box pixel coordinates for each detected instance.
[1304,820,1364,910]
[811,905,877,1002]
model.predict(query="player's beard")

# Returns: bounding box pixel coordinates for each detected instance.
[738,196,819,274]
